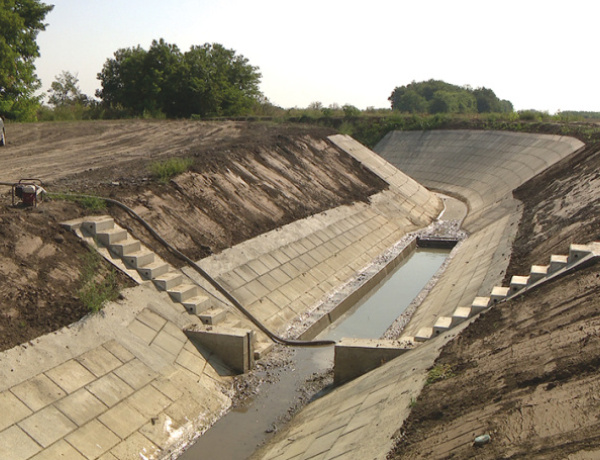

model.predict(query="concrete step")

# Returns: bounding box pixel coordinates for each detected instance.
[153,272,184,291]
[433,316,453,335]
[471,296,490,313]
[123,250,155,269]
[168,283,199,302]
[490,286,510,304]
[549,254,568,274]
[569,244,593,263]
[198,307,227,325]
[82,216,115,234]
[529,265,549,283]
[182,294,211,314]
[254,340,275,360]
[138,261,170,280]
[451,306,472,325]
[96,227,128,246]
[414,327,434,342]
[510,275,529,294]
[110,237,142,257]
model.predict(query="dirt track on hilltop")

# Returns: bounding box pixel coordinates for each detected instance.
[389,141,600,459]
[0,120,387,352]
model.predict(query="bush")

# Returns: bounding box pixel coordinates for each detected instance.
[149,157,194,183]
[78,251,120,313]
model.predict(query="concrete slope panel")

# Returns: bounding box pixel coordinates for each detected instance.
[374,130,583,230]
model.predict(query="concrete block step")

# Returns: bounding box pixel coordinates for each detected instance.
[96,227,128,246]
[433,316,453,335]
[490,286,510,304]
[168,283,199,302]
[529,265,549,283]
[452,306,472,325]
[198,307,227,325]
[138,261,170,280]
[414,327,434,342]
[82,216,115,234]
[471,296,490,313]
[510,275,529,294]
[549,254,568,274]
[569,244,593,263]
[123,250,155,269]
[182,295,211,314]
[110,237,141,257]
[254,340,275,360]
[153,272,184,291]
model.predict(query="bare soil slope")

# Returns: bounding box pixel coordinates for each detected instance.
[389,142,600,459]
[0,120,386,352]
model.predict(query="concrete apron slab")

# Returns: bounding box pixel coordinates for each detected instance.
[0,283,232,460]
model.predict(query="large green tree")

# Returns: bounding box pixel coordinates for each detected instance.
[97,40,262,118]
[0,0,53,120]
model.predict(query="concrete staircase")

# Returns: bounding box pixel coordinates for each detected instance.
[64,215,275,369]
[409,242,600,343]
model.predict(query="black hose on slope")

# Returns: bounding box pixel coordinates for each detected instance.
[53,193,336,348]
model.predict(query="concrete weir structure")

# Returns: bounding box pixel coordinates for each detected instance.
[253,131,584,460]
[0,130,584,460]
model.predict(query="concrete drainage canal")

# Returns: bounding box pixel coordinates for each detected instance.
[178,245,451,459]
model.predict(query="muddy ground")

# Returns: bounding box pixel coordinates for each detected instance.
[0,120,386,352]
[388,140,600,459]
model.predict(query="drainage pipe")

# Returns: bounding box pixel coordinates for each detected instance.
[51,193,336,348]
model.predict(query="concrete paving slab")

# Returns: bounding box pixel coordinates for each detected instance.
[45,360,97,395]
[54,388,108,426]
[98,400,148,439]
[102,341,135,364]
[127,319,158,345]
[126,384,172,417]
[29,440,86,460]
[175,348,207,378]
[19,405,77,447]
[0,425,42,460]
[65,419,121,460]
[113,359,157,390]
[150,376,184,402]
[86,373,135,408]
[109,431,160,460]
[10,373,67,411]
[0,390,33,431]
[136,308,168,332]
[76,346,124,378]
[152,329,186,358]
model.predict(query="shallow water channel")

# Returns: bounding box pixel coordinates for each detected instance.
[179,248,449,459]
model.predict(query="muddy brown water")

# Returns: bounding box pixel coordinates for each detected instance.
[178,248,449,459]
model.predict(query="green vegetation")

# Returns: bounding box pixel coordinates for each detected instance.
[48,193,107,212]
[96,39,262,119]
[149,157,194,183]
[426,363,455,385]
[389,80,513,115]
[0,0,53,121]
[78,250,120,313]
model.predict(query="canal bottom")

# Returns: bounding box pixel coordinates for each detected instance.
[178,248,449,459]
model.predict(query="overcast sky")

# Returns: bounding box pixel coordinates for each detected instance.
[35,0,599,113]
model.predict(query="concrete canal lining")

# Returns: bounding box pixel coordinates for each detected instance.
[253,131,584,460]
[0,130,584,460]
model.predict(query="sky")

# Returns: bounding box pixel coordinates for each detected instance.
[35,0,599,113]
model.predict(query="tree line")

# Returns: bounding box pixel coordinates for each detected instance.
[389,79,513,114]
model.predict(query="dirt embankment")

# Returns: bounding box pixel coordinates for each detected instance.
[388,142,600,459]
[0,121,386,353]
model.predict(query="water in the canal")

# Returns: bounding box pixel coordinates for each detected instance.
[179,247,449,459]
